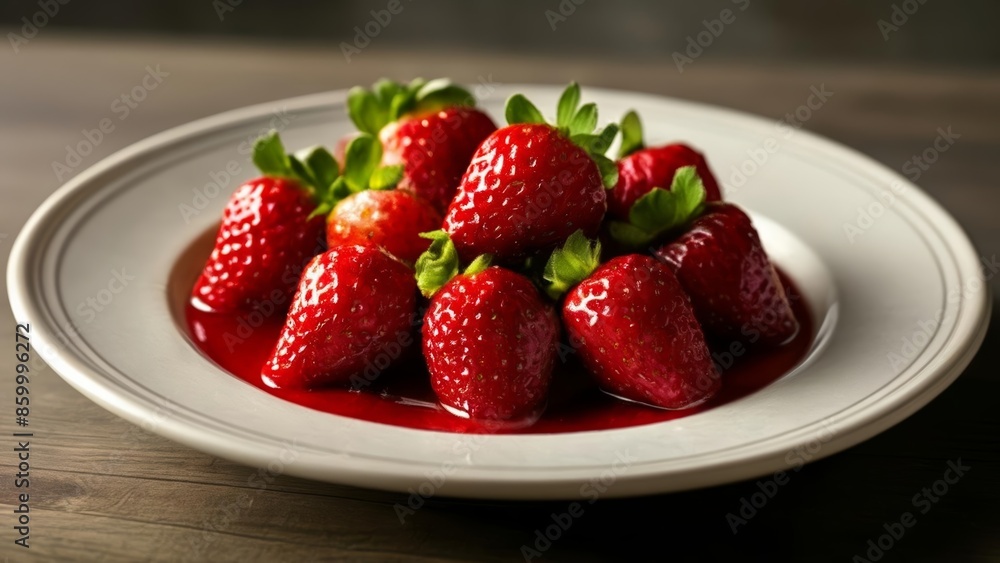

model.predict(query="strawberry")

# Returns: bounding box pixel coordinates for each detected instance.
[443,82,619,262]
[416,232,559,423]
[606,165,710,249]
[551,239,720,410]
[321,134,442,263]
[655,203,799,346]
[261,244,417,390]
[191,132,332,312]
[327,189,441,264]
[348,78,497,213]
[608,111,722,221]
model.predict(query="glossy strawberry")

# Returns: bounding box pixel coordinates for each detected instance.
[262,245,417,390]
[327,189,442,264]
[191,133,328,312]
[417,233,559,423]
[348,78,497,213]
[443,83,619,262]
[655,203,799,346]
[609,111,722,221]
[561,253,720,410]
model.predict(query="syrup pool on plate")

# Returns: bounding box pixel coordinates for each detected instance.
[185,271,814,434]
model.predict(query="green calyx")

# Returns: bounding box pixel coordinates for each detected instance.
[316,134,404,219]
[608,165,707,248]
[414,230,493,298]
[252,130,403,219]
[542,230,602,300]
[618,110,645,159]
[505,82,620,189]
[348,77,476,136]
[252,131,340,204]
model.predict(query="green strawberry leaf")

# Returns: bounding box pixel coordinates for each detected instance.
[593,154,619,189]
[505,94,547,125]
[508,83,622,187]
[415,78,474,112]
[342,134,382,193]
[618,110,644,159]
[542,230,601,300]
[608,165,707,247]
[373,78,405,108]
[369,164,404,191]
[415,230,460,298]
[252,131,292,178]
[347,87,386,136]
[299,146,340,192]
[464,254,493,276]
[349,78,477,136]
[568,103,598,137]
[556,82,581,129]
[607,222,653,248]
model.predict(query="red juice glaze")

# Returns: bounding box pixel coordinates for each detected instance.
[185,272,814,434]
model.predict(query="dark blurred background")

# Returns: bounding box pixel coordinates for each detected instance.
[1,0,997,67]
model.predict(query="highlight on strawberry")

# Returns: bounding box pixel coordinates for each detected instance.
[443,82,619,262]
[261,244,418,390]
[346,78,497,213]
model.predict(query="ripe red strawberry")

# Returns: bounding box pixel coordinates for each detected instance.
[191,132,328,312]
[327,189,441,264]
[348,78,497,213]
[261,245,417,390]
[608,111,722,221]
[655,203,799,346]
[444,83,619,262]
[551,239,720,410]
[320,133,441,263]
[417,233,559,423]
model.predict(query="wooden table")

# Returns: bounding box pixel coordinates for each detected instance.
[1,37,998,562]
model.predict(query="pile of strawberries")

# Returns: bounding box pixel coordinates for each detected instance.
[191,79,799,426]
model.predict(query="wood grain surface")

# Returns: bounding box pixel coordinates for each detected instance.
[0,37,997,562]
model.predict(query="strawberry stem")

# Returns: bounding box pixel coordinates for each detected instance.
[542,230,602,300]
[414,230,460,298]
[618,110,645,159]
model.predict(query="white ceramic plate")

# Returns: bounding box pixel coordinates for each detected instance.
[7,86,990,499]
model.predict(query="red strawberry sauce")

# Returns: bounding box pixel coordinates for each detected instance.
[185,272,813,435]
